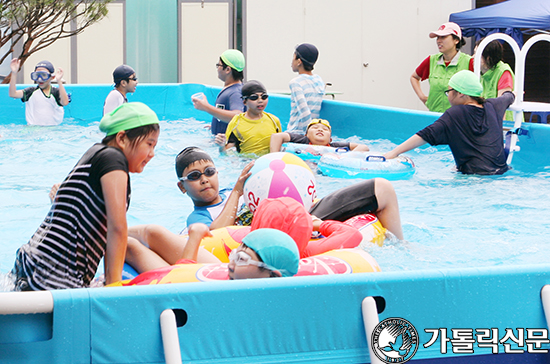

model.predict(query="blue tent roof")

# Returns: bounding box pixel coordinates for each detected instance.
[450,0,550,45]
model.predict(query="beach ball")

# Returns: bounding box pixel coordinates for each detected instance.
[244,152,317,213]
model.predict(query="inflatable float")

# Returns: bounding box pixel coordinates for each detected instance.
[318,151,415,180]
[121,248,380,286]
[283,142,349,161]
[117,213,385,286]
[283,143,415,180]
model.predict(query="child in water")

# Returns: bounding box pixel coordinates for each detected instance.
[269,118,370,152]
[11,102,160,290]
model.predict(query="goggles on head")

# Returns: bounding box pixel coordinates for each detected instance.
[307,118,331,130]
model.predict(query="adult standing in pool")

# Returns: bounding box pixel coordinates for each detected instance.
[10,102,160,290]
[191,49,246,136]
[385,70,514,175]
[411,22,473,113]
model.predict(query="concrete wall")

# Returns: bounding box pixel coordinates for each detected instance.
[11,0,473,111]
[244,0,473,110]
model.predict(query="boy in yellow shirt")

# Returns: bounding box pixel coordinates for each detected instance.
[217,80,281,157]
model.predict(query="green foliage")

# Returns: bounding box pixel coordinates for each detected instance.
[0,0,112,74]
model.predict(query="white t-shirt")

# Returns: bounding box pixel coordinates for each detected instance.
[103,89,127,115]
[22,86,64,126]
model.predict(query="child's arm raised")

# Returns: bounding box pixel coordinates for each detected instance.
[8,59,24,99]
[210,161,254,230]
[101,170,129,286]
[54,67,70,106]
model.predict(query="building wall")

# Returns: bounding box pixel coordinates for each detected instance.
[15,0,474,111]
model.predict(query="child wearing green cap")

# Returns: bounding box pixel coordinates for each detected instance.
[10,102,160,290]
[385,70,515,175]
[192,49,246,136]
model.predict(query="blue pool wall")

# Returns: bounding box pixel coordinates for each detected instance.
[0,83,439,142]
[1,83,548,169]
[2,83,550,363]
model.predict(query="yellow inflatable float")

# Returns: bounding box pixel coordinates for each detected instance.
[120,213,385,286]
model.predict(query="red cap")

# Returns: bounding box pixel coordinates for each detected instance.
[251,197,312,258]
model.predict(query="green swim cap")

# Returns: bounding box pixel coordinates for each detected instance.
[99,102,159,136]
[220,49,245,72]
[448,70,483,97]
[242,228,300,277]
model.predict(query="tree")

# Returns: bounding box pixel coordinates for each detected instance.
[0,0,112,83]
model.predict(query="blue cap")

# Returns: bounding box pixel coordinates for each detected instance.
[35,60,54,73]
[242,228,300,277]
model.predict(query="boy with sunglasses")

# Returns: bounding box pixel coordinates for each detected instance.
[9,58,70,125]
[218,80,282,156]
[103,64,138,115]
[270,118,370,153]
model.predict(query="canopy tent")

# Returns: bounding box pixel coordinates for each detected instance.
[450,0,550,46]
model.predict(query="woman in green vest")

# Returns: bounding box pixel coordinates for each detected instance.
[411,22,472,113]
[475,39,515,121]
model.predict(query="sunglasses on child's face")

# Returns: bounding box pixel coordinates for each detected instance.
[245,93,269,101]
[179,166,217,182]
[30,71,52,82]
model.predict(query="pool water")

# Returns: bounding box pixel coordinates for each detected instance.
[2,118,550,281]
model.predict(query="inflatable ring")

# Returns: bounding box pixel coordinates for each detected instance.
[318,151,415,180]
[199,213,386,263]
[120,248,381,286]
[283,143,349,161]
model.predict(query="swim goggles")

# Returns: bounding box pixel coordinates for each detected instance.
[179,166,217,182]
[243,93,268,101]
[30,71,53,82]
[229,249,272,270]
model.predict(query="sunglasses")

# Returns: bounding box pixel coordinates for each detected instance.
[229,249,272,270]
[30,71,52,82]
[244,93,269,101]
[444,88,455,96]
[179,166,217,182]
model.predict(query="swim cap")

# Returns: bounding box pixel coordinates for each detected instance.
[99,102,159,136]
[251,197,312,258]
[175,147,213,178]
[113,64,136,83]
[429,22,462,39]
[35,60,54,73]
[448,70,483,97]
[295,43,319,67]
[220,49,245,72]
[242,80,267,98]
[307,118,331,131]
[242,228,300,277]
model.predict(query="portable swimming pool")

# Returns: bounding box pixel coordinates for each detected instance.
[1,83,550,363]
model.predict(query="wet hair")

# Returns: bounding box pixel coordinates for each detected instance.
[220,58,244,81]
[476,39,503,70]
[101,123,160,148]
[469,96,486,105]
[452,35,467,51]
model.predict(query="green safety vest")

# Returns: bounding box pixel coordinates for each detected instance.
[481,61,515,121]
[426,52,471,113]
